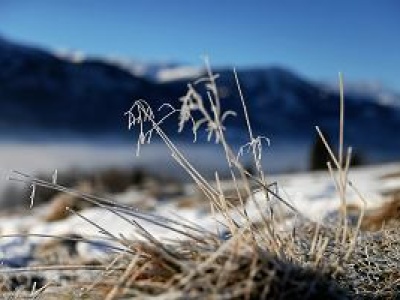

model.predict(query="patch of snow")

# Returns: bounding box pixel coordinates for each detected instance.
[157,66,203,82]
[54,48,85,64]
[322,80,400,109]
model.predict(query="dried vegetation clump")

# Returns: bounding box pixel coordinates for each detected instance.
[361,193,400,231]
[2,62,399,299]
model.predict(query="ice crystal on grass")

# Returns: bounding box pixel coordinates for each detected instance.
[178,73,237,143]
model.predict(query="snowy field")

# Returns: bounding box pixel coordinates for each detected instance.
[1,161,399,264]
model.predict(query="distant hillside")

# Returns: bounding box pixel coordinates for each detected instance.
[1,36,400,162]
[0,37,184,138]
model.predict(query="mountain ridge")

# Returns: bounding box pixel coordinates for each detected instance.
[1,36,399,164]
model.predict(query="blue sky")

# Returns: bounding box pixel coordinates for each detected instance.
[0,1,399,90]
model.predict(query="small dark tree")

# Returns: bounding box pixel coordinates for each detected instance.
[309,129,332,171]
[309,129,364,171]
[349,150,364,167]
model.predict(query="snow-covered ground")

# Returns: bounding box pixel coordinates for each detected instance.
[1,162,399,266]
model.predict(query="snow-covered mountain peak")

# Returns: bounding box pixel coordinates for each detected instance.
[321,80,400,109]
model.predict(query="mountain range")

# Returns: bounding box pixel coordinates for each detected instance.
[1,36,399,163]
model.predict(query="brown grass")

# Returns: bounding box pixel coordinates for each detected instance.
[44,181,94,222]
[361,193,400,231]
[3,63,399,299]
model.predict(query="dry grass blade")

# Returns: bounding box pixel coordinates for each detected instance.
[8,170,217,242]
